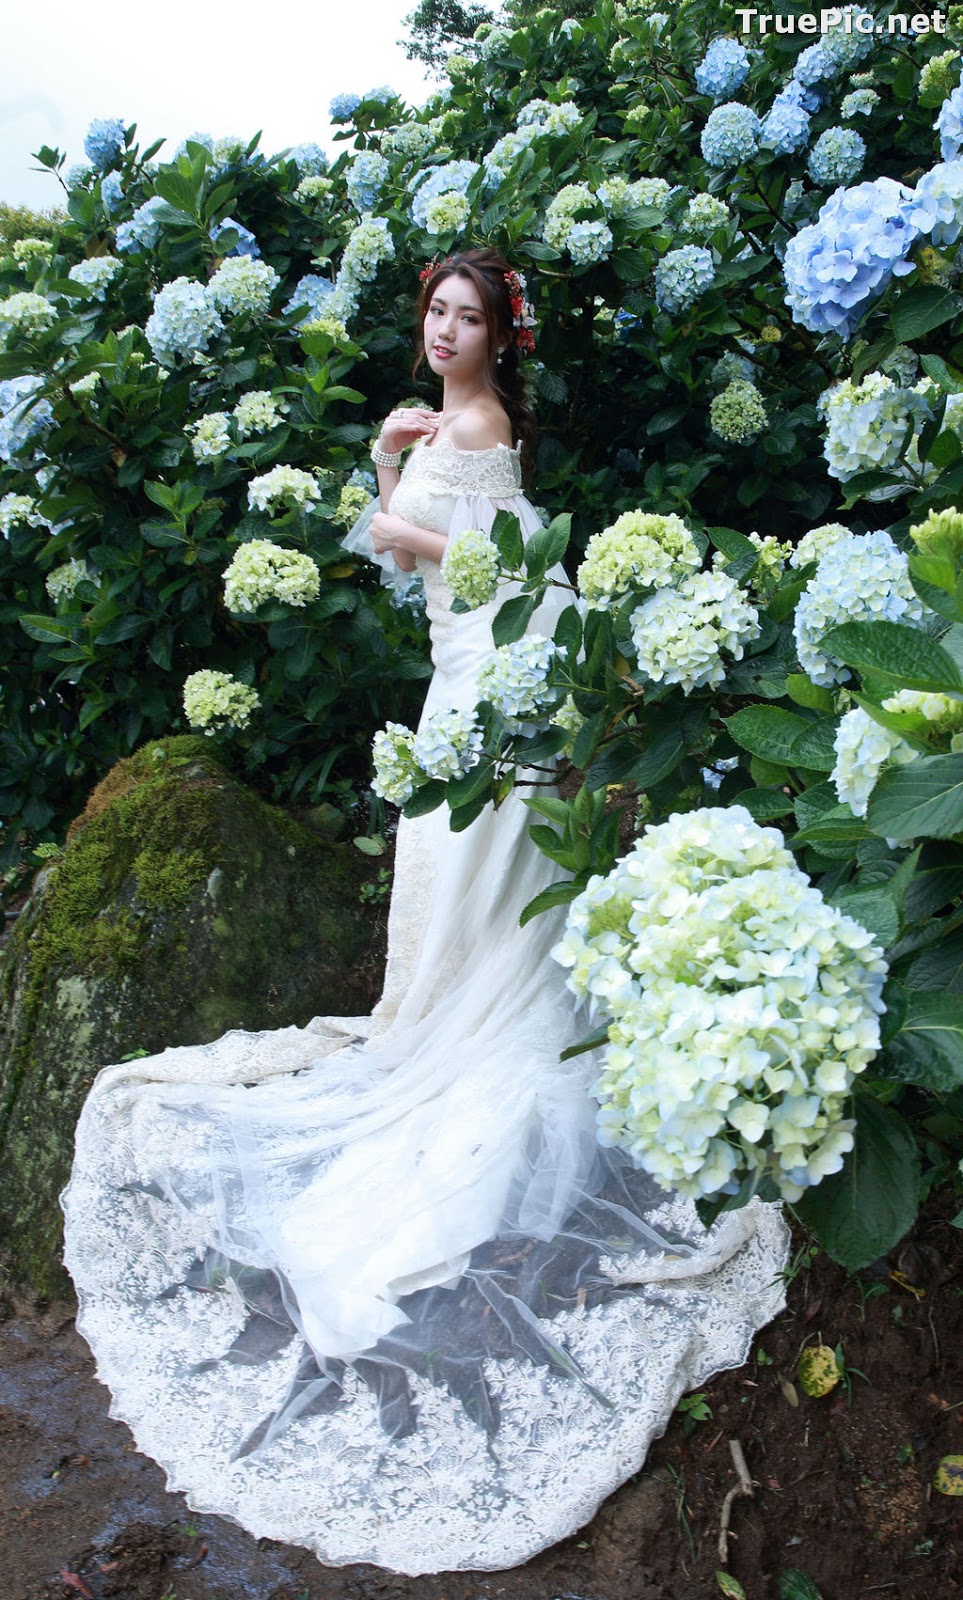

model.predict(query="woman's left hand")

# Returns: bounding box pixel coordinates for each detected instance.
[370,512,410,553]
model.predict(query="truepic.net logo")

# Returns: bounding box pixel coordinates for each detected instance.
[735,7,947,32]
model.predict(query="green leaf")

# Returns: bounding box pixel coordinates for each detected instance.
[519,878,579,927]
[867,752,963,841]
[786,674,835,714]
[828,887,899,948]
[492,593,537,646]
[706,525,759,583]
[779,1571,826,1600]
[632,725,686,788]
[449,793,489,832]
[402,780,447,818]
[738,788,796,821]
[559,1023,610,1061]
[884,992,963,1091]
[726,705,812,763]
[794,1097,919,1270]
[554,603,582,657]
[716,1575,747,1600]
[890,284,963,341]
[18,613,80,643]
[492,509,523,569]
[820,621,963,692]
[788,718,839,772]
[151,170,199,216]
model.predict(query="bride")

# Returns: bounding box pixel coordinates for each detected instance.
[62,248,788,1576]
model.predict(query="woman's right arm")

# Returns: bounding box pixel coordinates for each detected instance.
[371,407,439,571]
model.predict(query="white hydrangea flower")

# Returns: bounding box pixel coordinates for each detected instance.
[207,257,280,318]
[597,176,671,218]
[295,175,333,203]
[333,483,371,530]
[412,707,484,780]
[830,706,919,816]
[12,237,54,267]
[188,412,232,462]
[713,532,790,602]
[371,721,420,804]
[0,492,49,536]
[542,184,598,249]
[69,370,101,396]
[232,390,288,438]
[248,465,322,514]
[424,191,471,234]
[0,291,56,343]
[46,557,93,604]
[794,529,926,686]
[517,98,581,135]
[883,687,963,731]
[68,255,123,299]
[819,371,926,482]
[476,635,560,731]
[551,693,586,757]
[341,216,395,283]
[299,313,349,343]
[682,192,731,236]
[630,569,761,693]
[789,522,853,569]
[577,510,702,607]
[183,669,259,735]
[223,539,320,613]
[441,528,501,608]
[552,804,888,1201]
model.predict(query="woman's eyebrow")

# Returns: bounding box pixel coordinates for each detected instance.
[430,296,483,312]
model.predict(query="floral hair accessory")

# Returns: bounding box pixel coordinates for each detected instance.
[419,255,448,282]
[504,268,536,355]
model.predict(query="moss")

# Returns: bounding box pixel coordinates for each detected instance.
[0,732,382,1295]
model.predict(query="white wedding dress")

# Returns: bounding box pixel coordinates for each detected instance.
[62,440,788,1575]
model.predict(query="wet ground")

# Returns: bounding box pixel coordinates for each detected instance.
[2,1197,961,1600]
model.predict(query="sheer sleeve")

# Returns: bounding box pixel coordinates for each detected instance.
[339,495,420,601]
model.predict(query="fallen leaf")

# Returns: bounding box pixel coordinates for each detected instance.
[59,1572,96,1600]
[778,1376,799,1408]
[934,1456,963,1496]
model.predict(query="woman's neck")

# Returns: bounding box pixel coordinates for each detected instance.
[441,374,487,415]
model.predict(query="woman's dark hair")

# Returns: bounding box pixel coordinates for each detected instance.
[414,247,536,469]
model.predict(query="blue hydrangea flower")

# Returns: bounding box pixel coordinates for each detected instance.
[482,128,537,192]
[411,160,479,229]
[84,118,125,169]
[936,84,963,161]
[0,375,54,463]
[115,195,167,253]
[760,82,812,155]
[841,88,879,119]
[145,277,224,366]
[808,126,866,186]
[289,143,327,176]
[568,219,613,265]
[329,92,362,123]
[67,163,91,189]
[210,218,260,258]
[100,172,124,213]
[175,132,213,158]
[346,151,390,213]
[695,39,750,102]
[655,246,716,313]
[285,274,336,324]
[908,159,963,248]
[363,85,397,104]
[820,7,876,71]
[793,42,833,86]
[701,103,761,168]
[783,177,920,337]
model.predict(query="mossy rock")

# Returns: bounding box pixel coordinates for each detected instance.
[0,736,382,1296]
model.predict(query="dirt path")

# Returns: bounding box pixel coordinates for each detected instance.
[2,1204,961,1600]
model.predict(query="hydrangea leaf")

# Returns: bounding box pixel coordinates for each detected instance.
[889,284,963,342]
[883,991,963,1091]
[867,752,963,840]
[794,1096,920,1270]
[779,1567,826,1600]
[726,705,813,764]
[820,621,963,692]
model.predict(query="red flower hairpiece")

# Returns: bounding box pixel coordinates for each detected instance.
[504,268,537,356]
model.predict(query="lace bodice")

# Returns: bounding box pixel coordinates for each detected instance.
[404,437,523,495]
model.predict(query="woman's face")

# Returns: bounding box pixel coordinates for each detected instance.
[423,273,491,384]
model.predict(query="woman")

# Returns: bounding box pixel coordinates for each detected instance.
[62,249,787,1575]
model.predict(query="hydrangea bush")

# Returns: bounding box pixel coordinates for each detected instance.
[6,0,963,1261]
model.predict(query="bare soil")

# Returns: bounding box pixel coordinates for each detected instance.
[1,1198,961,1600]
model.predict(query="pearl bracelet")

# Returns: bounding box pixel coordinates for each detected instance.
[371,443,403,469]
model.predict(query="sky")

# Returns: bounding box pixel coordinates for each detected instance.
[1,0,436,211]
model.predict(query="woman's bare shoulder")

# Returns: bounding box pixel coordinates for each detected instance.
[447,401,513,451]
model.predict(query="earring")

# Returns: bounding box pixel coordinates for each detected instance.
[497,346,505,363]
